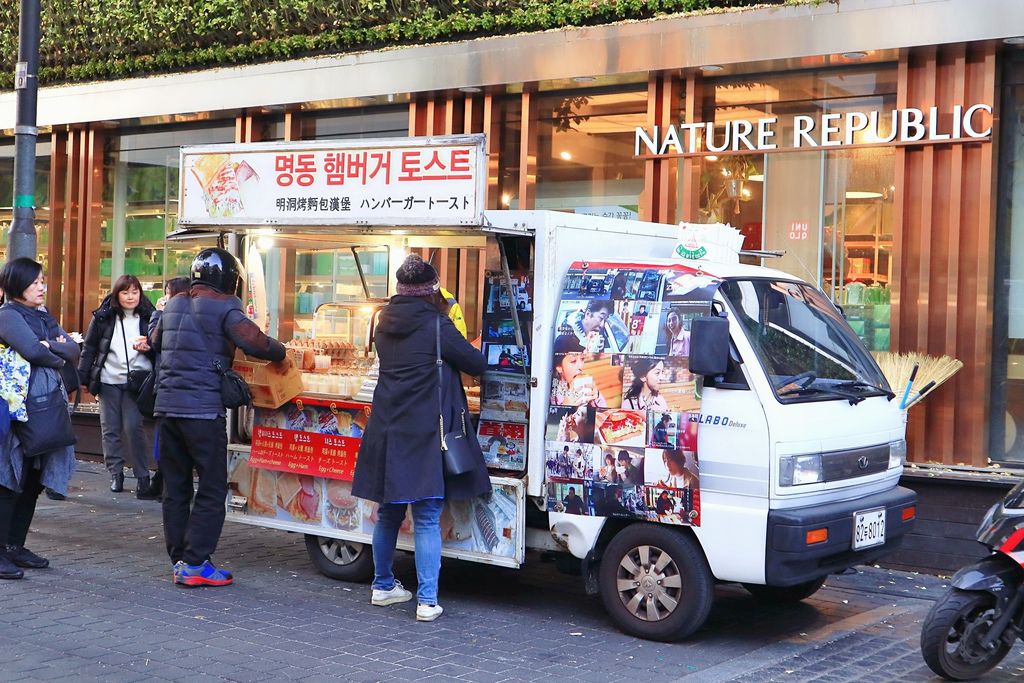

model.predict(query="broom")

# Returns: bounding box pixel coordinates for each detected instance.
[871,352,963,410]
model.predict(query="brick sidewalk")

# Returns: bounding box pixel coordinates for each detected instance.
[3,460,1023,682]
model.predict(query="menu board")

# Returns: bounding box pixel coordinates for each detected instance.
[545,262,718,526]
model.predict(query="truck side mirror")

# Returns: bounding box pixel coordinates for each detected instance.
[689,316,730,377]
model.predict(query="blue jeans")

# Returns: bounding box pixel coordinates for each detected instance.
[371,498,444,606]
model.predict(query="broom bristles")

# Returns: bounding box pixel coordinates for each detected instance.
[871,351,963,407]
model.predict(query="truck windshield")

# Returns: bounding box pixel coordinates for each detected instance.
[719,279,892,402]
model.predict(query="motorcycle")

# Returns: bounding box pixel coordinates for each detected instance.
[921,480,1024,680]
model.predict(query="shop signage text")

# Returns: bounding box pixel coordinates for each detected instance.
[178,134,487,227]
[635,105,993,157]
[250,426,360,481]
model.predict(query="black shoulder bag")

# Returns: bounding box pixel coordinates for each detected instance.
[123,319,152,398]
[14,367,76,457]
[190,297,252,409]
[437,317,477,476]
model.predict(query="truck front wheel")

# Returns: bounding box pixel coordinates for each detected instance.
[598,523,714,641]
[304,534,374,582]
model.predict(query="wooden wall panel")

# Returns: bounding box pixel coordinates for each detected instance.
[896,44,997,466]
[641,72,680,223]
[46,130,67,318]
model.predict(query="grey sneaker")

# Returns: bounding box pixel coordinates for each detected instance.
[371,580,413,606]
[416,603,443,622]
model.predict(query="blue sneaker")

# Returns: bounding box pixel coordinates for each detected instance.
[173,560,233,587]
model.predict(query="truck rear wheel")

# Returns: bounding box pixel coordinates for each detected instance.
[742,577,826,603]
[304,534,374,582]
[598,523,714,641]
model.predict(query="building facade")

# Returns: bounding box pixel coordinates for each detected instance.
[0,0,1021,469]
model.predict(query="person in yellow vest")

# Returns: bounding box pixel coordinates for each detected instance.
[440,288,467,339]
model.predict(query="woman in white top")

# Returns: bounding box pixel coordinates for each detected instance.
[78,275,157,495]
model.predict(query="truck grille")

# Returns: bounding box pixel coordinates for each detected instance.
[821,444,889,482]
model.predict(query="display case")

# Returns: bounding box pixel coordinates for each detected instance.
[286,300,386,400]
[293,247,389,336]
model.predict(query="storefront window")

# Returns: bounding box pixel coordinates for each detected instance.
[311,105,408,140]
[0,140,52,267]
[691,65,897,352]
[102,122,235,305]
[534,86,646,216]
[991,52,1024,463]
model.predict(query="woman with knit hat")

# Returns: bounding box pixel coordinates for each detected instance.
[352,254,489,622]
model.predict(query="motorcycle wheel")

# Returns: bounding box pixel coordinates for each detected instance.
[920,588,1013,681]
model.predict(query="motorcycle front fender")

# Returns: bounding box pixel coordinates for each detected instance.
[951,554,1024,608]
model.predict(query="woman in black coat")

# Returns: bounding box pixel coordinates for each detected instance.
[0,258,80,579]
[352,254,488,623]
[78,275,157,495]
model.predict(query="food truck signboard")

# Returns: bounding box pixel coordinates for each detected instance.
[178,135,487,227]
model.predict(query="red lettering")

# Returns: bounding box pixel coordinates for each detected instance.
[399,150,423,181]
[324,152,345,186]
[294,153,316,187]
[275,154,295,186]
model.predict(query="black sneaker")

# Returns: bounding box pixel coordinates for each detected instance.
[45,489,66,501]
[0,554,23,580]
[6,546,49,569]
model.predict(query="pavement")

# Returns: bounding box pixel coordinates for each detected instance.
[4,460,1024,682]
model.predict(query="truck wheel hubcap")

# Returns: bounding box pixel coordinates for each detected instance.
[319,538,363,565]
[615,544,682,621]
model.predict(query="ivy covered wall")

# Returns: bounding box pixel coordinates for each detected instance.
[0,1,803,89]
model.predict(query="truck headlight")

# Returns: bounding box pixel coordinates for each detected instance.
[779,454,823,487]
[889,439,907,469]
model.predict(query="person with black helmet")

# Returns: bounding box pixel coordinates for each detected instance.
[146,248,286,587]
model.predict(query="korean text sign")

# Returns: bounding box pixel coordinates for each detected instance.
[179,135,486,226]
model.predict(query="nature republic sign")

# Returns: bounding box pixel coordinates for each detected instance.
[634,104,993,157]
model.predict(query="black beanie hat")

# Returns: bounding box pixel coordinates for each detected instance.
[396,254,440,297]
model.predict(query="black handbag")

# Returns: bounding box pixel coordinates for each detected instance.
[121,322,152,398]
[214,359,252,409]
[436,317,478,476]
[190,297,252,409]
[134,362,158,418]
[13,367,76,457]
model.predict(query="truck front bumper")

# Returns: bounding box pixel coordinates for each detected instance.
[764,485,916,586]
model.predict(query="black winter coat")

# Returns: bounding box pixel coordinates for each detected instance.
[150,284,285,417]
[78,293,156,395]
[352,296,490,504]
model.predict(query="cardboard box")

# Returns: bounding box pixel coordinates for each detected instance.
[232,352,304,409]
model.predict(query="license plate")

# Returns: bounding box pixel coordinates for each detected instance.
[853,507,886,550]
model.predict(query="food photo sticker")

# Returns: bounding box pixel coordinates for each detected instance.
[621,355,700,413]
[561,268,616,300]
[546,481,590,516]
[484,343,530,373]
[647,411,699,450]
[644,486,698,526]
[613,301,662,355]
[477,420,527,471]
[324,479,362,531]
[554,298,628,354]
[549,346,623,409]
[545,405,596,444]
[594,408,647,447]
[654,302,706,357]
[480,374,529,423]
[662,269,720,302]
[545,442,599,480]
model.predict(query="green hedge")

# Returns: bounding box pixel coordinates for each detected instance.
[0,1,804,89]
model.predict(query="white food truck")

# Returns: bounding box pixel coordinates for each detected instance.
[175,134,916,641]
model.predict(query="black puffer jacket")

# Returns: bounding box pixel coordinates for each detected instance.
[150,284,285,417]
[352,296,490,504]
[78,293,156,395]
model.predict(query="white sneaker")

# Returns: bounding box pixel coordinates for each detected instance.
[416,603,443,622]
[371,581,413,606]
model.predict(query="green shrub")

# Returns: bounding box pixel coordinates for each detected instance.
[0,1,799,89]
